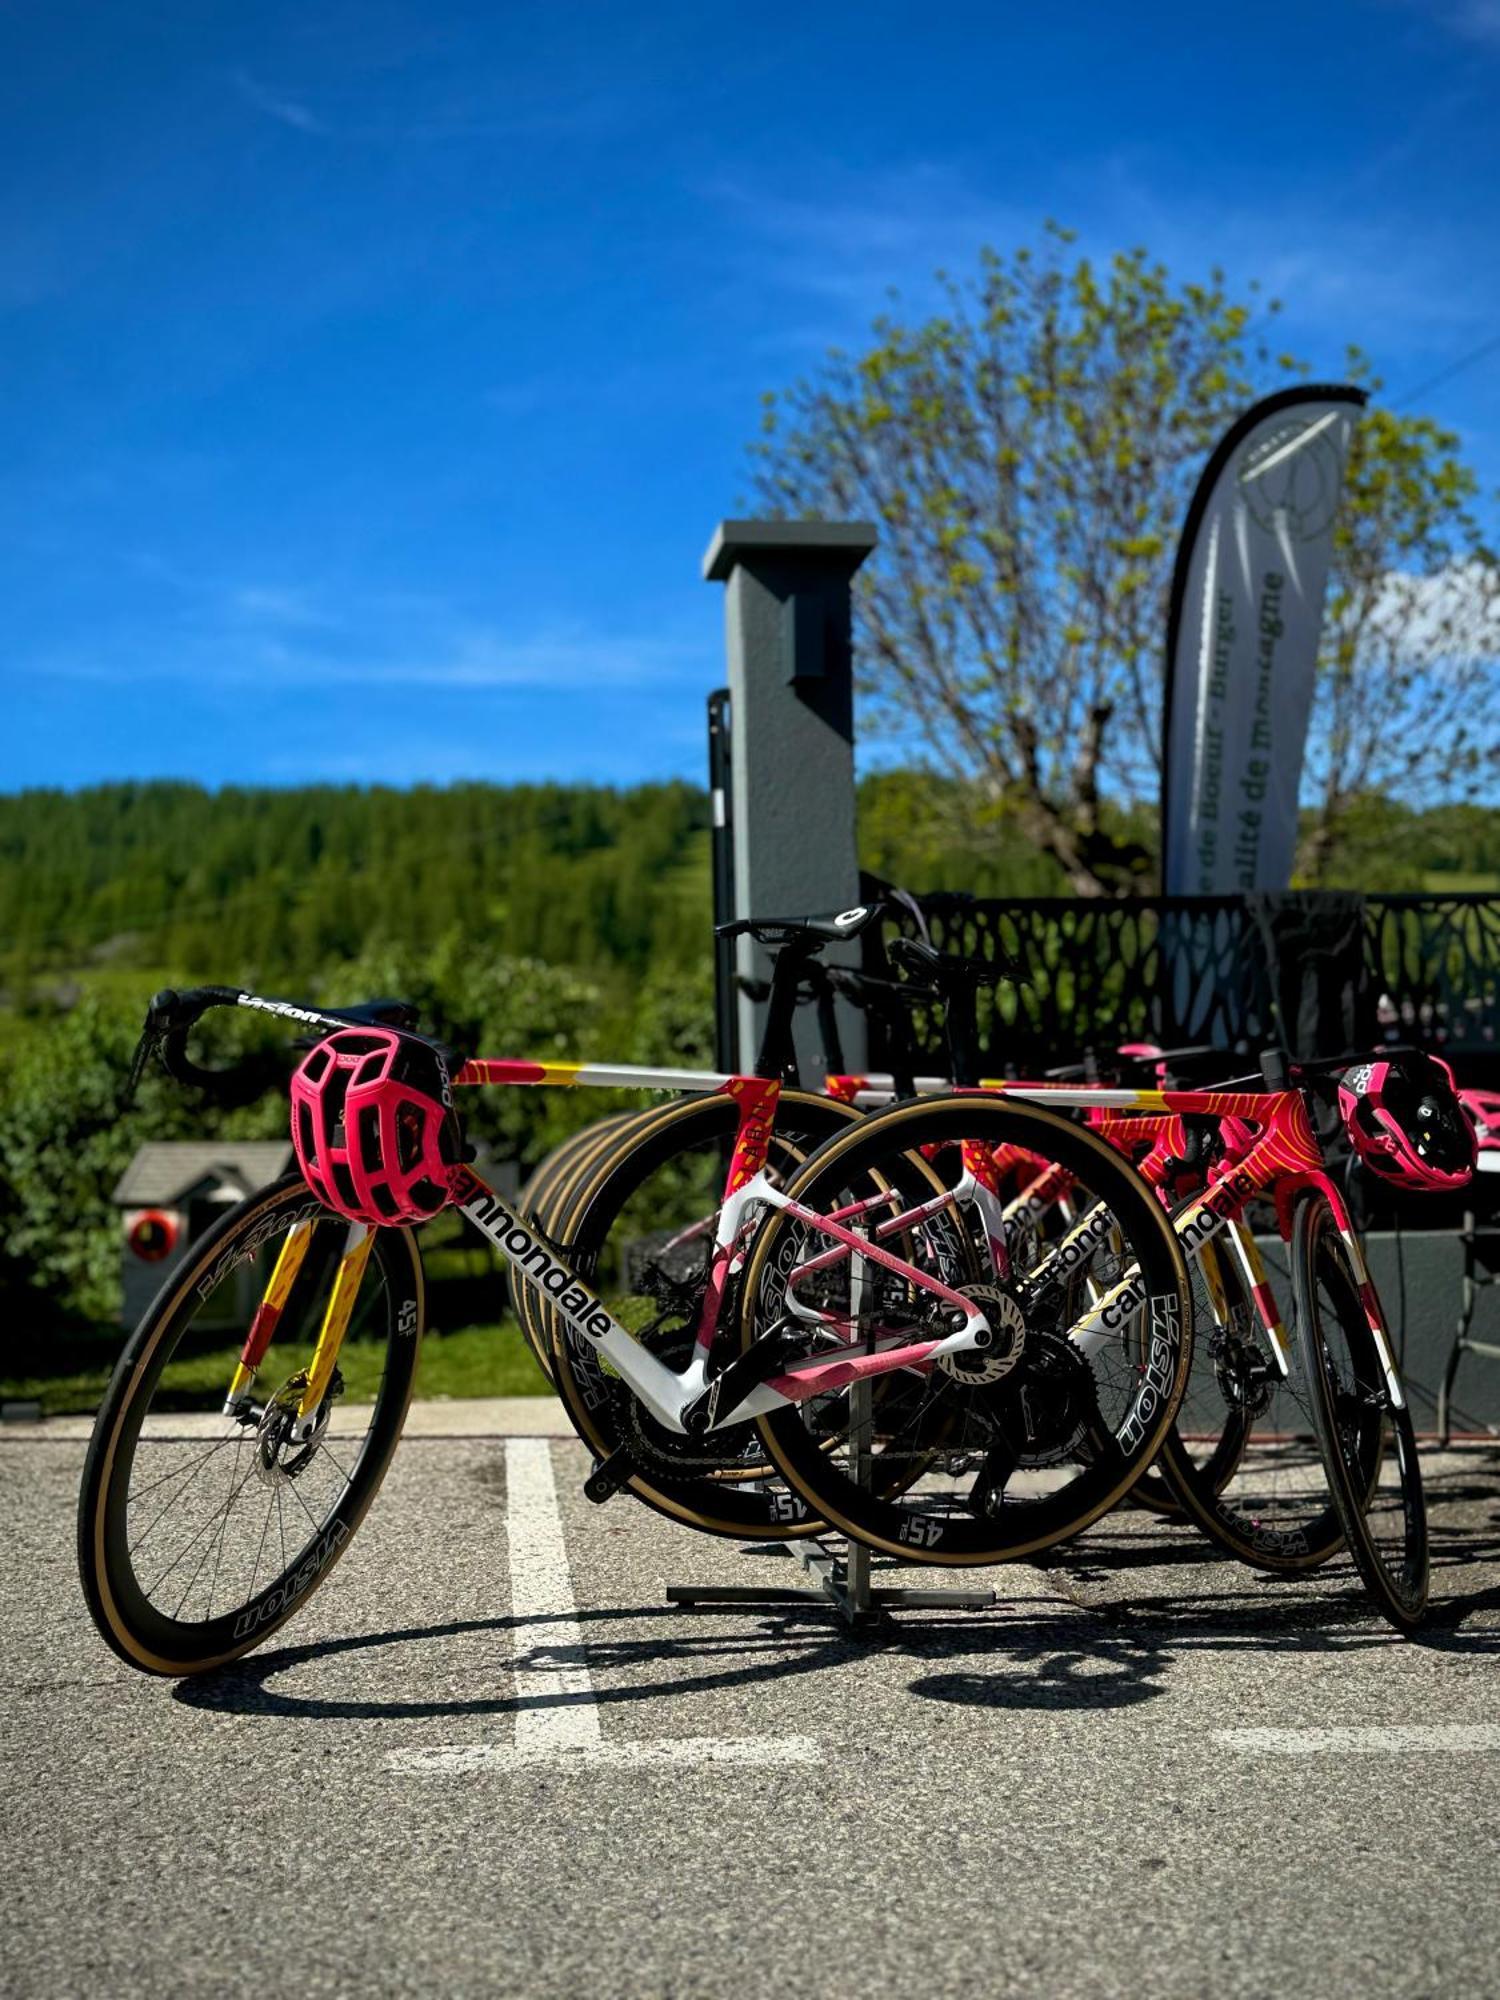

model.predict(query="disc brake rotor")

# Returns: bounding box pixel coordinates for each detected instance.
[938,1282,1027,1386]
[252,1372,337,1486]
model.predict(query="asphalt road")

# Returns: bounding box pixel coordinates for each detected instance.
[5,1418,1500,1999]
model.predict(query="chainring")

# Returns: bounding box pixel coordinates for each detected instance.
[987,1328,1102,1468]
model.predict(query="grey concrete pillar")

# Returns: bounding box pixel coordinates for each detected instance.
[703,518,876,1080]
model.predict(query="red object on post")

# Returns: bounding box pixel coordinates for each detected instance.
[127,1209,179,1262]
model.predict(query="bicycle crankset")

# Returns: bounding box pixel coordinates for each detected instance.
[620,1304,769,1483]
[990,1329,1103,1469]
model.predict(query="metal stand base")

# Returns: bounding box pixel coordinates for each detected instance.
[667,1534,995,1634]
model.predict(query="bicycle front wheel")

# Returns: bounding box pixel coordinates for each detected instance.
[1290,1189,1428,1632]
[742,1095,1193,1566]
[79,1176,423,1676]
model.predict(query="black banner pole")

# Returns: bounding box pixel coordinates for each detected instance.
[707,688,738,1073]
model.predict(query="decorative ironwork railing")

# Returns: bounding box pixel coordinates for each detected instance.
[1364,894,1500,1054]
[857,879,1500,1077]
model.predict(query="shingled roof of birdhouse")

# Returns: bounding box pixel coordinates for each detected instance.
[112,1142,295,1206]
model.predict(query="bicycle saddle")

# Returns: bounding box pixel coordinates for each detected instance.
[716,904,885,947]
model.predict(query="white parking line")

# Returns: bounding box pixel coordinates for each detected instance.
[505,1432,598,1756]
[388,1739,822,1773]
[1216,1725,1500,1755]
[385,1437,822,1775]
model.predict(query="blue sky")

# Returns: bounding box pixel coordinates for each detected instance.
[4,0,1499,792]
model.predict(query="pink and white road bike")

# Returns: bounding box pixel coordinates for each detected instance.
[80,977,1192,1674]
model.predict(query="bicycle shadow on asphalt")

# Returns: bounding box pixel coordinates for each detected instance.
[169,1599,1172,1723]
[168,1536,1480,1730]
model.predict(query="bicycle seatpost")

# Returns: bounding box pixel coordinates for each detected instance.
[1260,1047,1292,1091]
[887,936,991,1088]
[944,981,981,1089]
[752,934,822,1084]
[813,967,845,1077]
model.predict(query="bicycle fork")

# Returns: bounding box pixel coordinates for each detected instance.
[222,1217,374,1439]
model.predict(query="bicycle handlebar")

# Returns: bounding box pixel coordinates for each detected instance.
[124,985,421,1106]
[886,933,1027,989]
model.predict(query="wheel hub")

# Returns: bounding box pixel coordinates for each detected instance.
[252,1372,335,1486]
[1211,1326,1276,1422]
[939,1283,1026,1386]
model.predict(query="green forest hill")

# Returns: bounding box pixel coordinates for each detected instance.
[1,776,1497,1364]
[4,776,1498,1002]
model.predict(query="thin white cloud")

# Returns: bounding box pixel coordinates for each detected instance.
[258,737,651,784]
[274,626,702,690]
[1414,0,1500,47]
[230,585,342,631]
[229,68,651,150]
[33,620,704,693]
[709,151,1500,373]
[233,69,328,137]
[1365,559,1500,666]
[708,163,1032,322]
[122,558,346,632]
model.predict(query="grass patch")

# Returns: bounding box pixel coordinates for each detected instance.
[1,1315,550,1417]
[410,1321,551,1400]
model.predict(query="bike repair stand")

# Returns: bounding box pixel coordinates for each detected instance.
[665,1376,997,1636]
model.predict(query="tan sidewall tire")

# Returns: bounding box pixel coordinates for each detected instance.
[741,1094,1193,1567]
[78,1178,424,1677]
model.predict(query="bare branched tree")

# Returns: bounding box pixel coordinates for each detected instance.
[1304,403,1500,880]
[751,229,1499,894]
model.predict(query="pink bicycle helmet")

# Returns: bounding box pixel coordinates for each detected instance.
[1338,1052,1475,1193]
[290,1027,464,1226]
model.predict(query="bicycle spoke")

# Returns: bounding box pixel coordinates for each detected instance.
[138,1455,263,1602]
[314,1437,358,1487]
[204,1432,242,1623]
[171,1504,229,1624]
[128,1433,241,1505]
[280,1464,334,1542]
[247,1487,275,1605]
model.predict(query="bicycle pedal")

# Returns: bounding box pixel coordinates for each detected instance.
[583,1446,635,1505]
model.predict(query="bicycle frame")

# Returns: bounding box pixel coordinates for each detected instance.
[159,988,1171,1441]
[448,1066,1002,1434]
[808,1074,1404,1408]
[229,1033,1405,1449]
[446,1065,1338,1435]
[989,1080,1406,1409]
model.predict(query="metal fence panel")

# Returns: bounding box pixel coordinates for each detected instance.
[858,881,1500,1078]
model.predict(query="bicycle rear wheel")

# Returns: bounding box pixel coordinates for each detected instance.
[79,1176,423,1675]
[512,1111,644,1381]
[1290,1189,1428,1632]
[742,1095,1193,1565]
[543,1088,862,1539]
